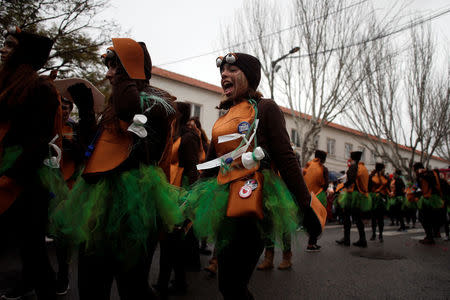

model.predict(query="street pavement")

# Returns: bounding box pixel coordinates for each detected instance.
[1,221,449,300]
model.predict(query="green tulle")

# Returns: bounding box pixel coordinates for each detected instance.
[316,191,327,208]
[184,170,299,251]
[417,194,444,210]
[387,196,405,211]
[37,166,69,214]
[370,193,386,211]
[403,197,417,210]
[50,165,183,257]
[0,145,23,175]
[338,191,372,212]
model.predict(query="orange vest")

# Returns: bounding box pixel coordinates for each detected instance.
[303,158,325,195]
[347,162,369,196]
[212,101,258,184]
[170,137,183,187]
[371,173,389,195]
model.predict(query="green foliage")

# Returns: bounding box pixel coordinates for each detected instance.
[0,0,119,94]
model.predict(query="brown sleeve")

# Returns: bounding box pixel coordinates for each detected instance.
[323,166,329,191]
[258,99,311,208]
[179,129,200,185]
[111,78,141,122]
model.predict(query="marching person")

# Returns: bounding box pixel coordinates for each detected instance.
[302,149,329,251]
[388,169,406,232]
[413,162,444,245]
[0,27,59,300]
[185,52,322,299]
[51,38,182,299]
[368,163,389,242]
[336,151,371,248]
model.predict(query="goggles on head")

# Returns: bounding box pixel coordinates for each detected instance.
[216,53,237,68]
[101,48,115,65]
[2,26,21,38]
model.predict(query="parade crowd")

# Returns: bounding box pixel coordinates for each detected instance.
[0,28,448,300]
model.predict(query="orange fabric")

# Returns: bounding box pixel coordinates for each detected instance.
[83,120,132,175]
[371,173,389,195]
[0,176,22,215]
[405,186,418,203]
[419,178,432,198]
[169,137,183,187]
[310,192,327,230]
[356,162,369,196]
[60,124,76,182]
[303,158,325,195]
[227,171,264,219]
[212,101,258,185]
[112,38,146,80]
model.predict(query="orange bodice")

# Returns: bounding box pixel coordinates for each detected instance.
[303,158,325,195]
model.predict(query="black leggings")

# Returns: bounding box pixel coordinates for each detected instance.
[217,218,264,300]
[78,239,157,300]
[371,208,384,236]
[343,209,366,242]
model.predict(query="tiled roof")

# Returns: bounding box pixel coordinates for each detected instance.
[151,67,449,164]
[152,66,222,94]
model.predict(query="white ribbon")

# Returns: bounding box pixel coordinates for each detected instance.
[218,133,246,144]
[127,114,148,138]
[197,119,259,170]
[43,135,62,169]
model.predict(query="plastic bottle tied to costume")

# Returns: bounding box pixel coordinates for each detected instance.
[127,114,148,138]
[241,146,265,170]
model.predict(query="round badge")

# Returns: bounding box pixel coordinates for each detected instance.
[239,185,252,198]
[238,121,250,134]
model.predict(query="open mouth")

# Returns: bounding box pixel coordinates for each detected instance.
[222,81,234,96]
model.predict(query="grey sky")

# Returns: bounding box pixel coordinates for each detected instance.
[105,0,450,87]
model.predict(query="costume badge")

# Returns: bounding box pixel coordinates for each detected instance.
[239,185,252,198]
[238,121,250,134]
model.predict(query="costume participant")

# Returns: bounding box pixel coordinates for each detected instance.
[368,163,388,242]
[388,169,406,231]
[186,53,323,299]
[156,102,200,297]
[413,163,444,245]
[336,151,371,247]
[0,27,59,300]
[51,38,182,299]
[302,150,329,251]
[405,182,418,228]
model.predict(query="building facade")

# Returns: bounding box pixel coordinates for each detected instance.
[152,67,449,173]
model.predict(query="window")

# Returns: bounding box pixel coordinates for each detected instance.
[291,129,300,147]
[344,143,353,159]
[313,135,320,149]
[358,147,365,163]
[326,138,336,156]
[191,104,201,118]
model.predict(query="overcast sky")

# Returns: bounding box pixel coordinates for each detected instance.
[104,0,450,88]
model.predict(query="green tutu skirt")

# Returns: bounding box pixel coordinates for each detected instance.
[338,191,372,212]
[417,194,444,210]
[50,165,183,257]
[183,169,299,251]
[387,196,405,211]
[370,193,386,211]
[316,191,327,208]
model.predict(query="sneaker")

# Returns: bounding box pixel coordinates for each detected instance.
[370,234,376,241]
[1,285,34,300]
[418,238,435,245]
[55,279,69,296]
[336,238,350,246]
[306,244,321,252]
[353,240,368,248]
[379,235,383,243]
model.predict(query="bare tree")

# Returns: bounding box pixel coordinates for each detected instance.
[348,23,450,178]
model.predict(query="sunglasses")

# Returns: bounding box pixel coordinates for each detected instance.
[216,53,237,67]
[101,48,115,64]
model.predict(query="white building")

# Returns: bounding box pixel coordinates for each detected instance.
[152,67,449,173]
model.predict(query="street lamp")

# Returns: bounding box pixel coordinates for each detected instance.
[270,46,300,100]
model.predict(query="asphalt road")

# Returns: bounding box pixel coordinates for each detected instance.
[1,221,449,300]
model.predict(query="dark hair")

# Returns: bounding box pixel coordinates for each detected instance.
[173,102,191,140]
[189,116,209,145]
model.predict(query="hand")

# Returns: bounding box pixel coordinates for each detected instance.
[67,83,94,112]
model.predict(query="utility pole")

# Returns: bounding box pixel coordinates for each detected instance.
[269,46,300,100]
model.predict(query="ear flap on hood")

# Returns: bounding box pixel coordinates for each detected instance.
[112,38,146,80]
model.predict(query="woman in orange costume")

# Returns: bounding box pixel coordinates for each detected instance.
[185,53,322,299]
[368,163,389,242]
[52,38,182,299]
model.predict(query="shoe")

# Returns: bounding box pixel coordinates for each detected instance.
[379,235,383,243]
[1,285,34,300]
[397,228,407,232]
[353,240,368,248]
[257,249,274,270]
[370,234,376,241]
[336,238,350,246]
[278,251,292,270]
[203,257,218,276]
[306,244,321,252]
[55,279,69,296]
[419,238,435,245]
